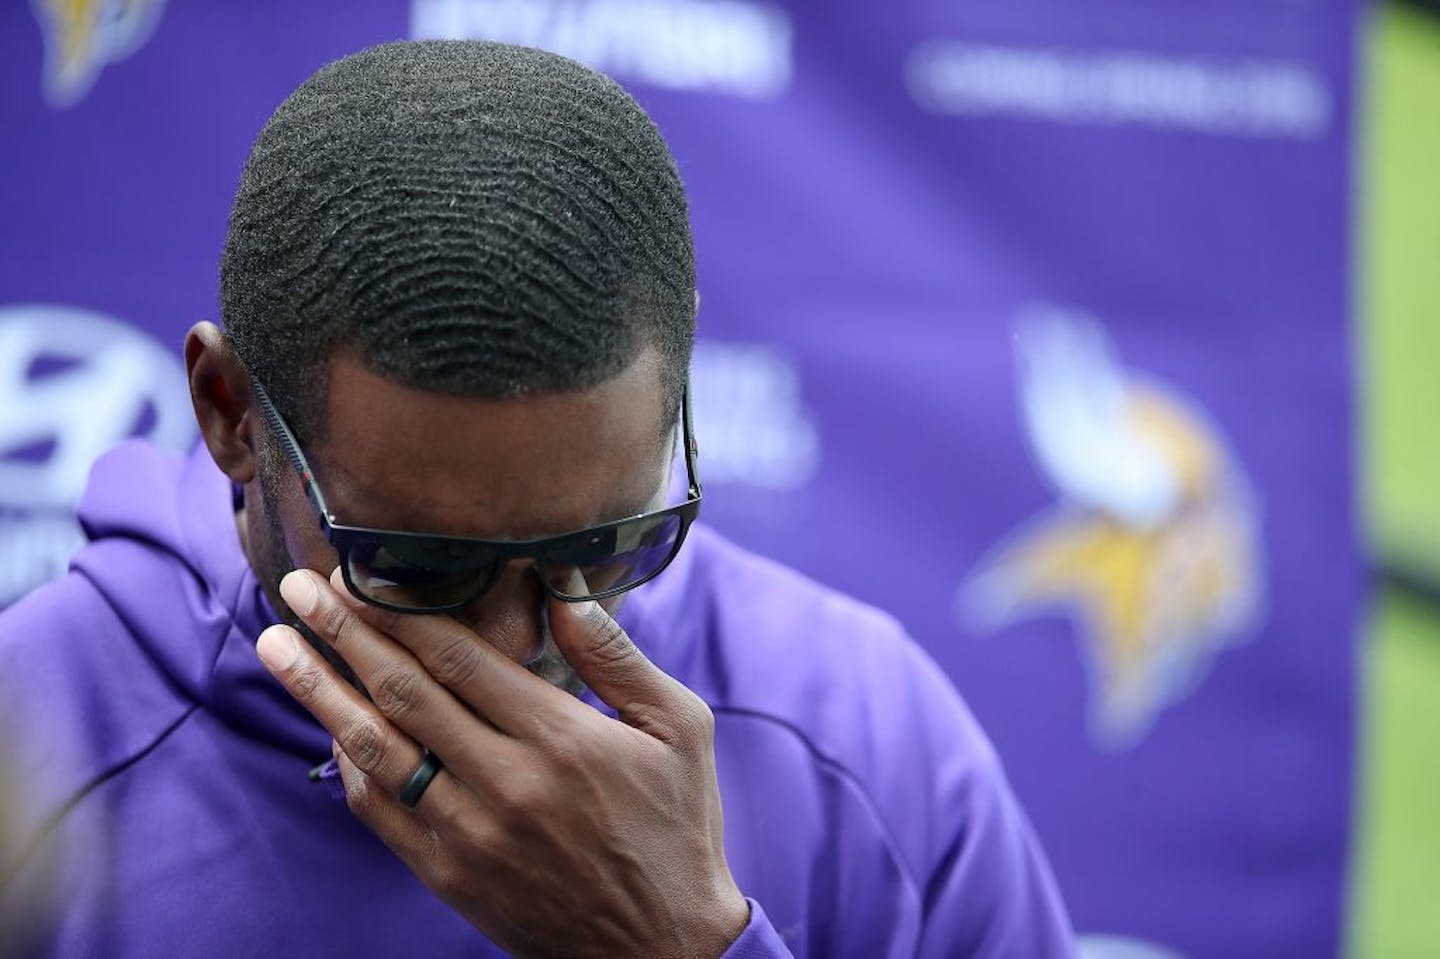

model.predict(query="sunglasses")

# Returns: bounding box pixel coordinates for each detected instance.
[251,379,702,614]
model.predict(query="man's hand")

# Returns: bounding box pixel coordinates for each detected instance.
[256,567,750,958]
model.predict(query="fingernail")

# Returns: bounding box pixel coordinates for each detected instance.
[279,571,319,616]
[256,625,300,671]
[570,599,598,619]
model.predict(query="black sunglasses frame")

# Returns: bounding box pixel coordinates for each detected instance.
[251,378,703,614]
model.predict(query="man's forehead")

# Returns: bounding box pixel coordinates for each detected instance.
[306,347,672,538]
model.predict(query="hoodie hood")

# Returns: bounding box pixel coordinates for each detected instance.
[70,440,327,759]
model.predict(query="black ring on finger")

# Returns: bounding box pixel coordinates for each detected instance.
[399,749,445,808]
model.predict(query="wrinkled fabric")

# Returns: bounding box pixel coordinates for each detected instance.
[0,441,1074,957]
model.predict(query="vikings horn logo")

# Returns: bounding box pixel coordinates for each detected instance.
[31,0,168,108]
[960,308,1265,749]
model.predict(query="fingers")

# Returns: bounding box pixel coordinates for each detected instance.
[277,572,516,765]
[282,567,586,741]
[256,623,440,798]
[546,597,713,749]
[331,744,445,864]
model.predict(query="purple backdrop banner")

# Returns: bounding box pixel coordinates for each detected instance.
[0,2,1360,956]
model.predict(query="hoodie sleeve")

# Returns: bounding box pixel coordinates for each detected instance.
[714,718,1074,959]
[816,625,1077,958]
[708,629,1076,958]
[720,899,795,958]
[905,641,1076,958]
[915,754,1076,957]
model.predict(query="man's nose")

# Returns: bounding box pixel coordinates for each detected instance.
[447,559,547,665]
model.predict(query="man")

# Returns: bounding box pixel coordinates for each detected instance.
[0,41,1073,956]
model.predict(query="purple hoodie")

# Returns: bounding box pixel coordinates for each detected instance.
[0,441,1073,956]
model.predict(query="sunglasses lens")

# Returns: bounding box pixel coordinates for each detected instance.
[542,512,684,599]
[345,535,495,611]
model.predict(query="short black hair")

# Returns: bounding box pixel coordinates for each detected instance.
[221,40,695,442]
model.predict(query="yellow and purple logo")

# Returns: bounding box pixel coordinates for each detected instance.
[31,0,167,108]
[959,308,1265,749]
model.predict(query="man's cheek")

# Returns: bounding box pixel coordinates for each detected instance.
[274,485,340,573]
[255,479,339,618]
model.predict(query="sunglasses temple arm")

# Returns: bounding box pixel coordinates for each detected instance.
[252,381,334,522]
[681,380,702,499]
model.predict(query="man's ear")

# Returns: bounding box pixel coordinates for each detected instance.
[185,321,257,484]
